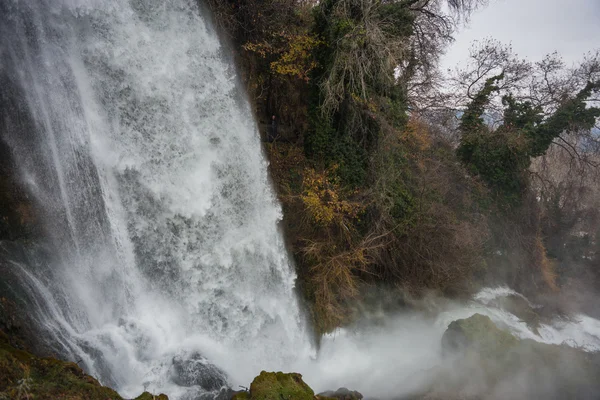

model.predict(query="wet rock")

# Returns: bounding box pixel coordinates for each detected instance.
[171,352,228,391]
[191,387,236,400]
[441,313,518,357]
[318,387,363,400]
[239,371,314,400]
[212,387,236,400]
[134,392,169,400]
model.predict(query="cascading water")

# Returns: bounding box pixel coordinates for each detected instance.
[0,0,312,397]
[2,1,600,399]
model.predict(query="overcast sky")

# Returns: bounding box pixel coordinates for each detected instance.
[441,0,600,71]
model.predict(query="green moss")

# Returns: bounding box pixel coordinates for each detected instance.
[442,313,518,358]
[134,392,169,400]
[0,330,168,400]
[249,371,314,400]
[232,391,251,400]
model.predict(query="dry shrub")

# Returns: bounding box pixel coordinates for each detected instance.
[317,0,414,116]
[244,33,322,82]
[531,234,559,292]
[298,166,370,332]
[266,143,369,332]
[483,189,562,297]
[401,117,432,153]
[367,116,490,295]
[305,241,366,331]
[305,225,394,332]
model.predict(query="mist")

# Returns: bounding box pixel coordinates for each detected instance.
[289,287,600,399]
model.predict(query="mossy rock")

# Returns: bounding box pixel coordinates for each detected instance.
[134,392,169,400]
[247,371,314,400]
[0,330,168,400]
[442,313,518,358]
[436,314,600,399]
[231,390,251,399]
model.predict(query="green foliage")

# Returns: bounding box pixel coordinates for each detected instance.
[458,76,600,204]
[305,113,369,187]
[529,81,600,157]
[375,2,415,38]
[458,74,504,135]
[459,128,531,204]
[304,0,415,188]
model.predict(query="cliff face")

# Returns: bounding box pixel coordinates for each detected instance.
[0,74,41,243]
[0,82,51,358]
[0,136,38,242]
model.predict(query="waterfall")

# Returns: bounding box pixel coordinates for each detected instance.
[0,0,312,397]
[3,1,600,399]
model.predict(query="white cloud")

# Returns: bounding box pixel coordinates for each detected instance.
[442,0,600,71]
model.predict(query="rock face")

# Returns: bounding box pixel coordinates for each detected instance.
[317,387,363,400]
[232,371,315,400]
[0,329,168,400]
[431,313,600,400]
[171,352,229,391]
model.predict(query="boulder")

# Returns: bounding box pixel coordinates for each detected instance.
[171,352,228,391]
[441,313,518,358]
[317,387,363,400]
[236,371,314,400]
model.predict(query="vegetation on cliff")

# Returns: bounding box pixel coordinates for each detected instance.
[0,329,168,400]
[207,0,600,333]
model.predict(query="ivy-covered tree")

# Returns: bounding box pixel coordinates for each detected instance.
[458,73,600,203]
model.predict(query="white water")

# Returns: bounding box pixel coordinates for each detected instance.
[1,1,600,399]
[0,0,311,397]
